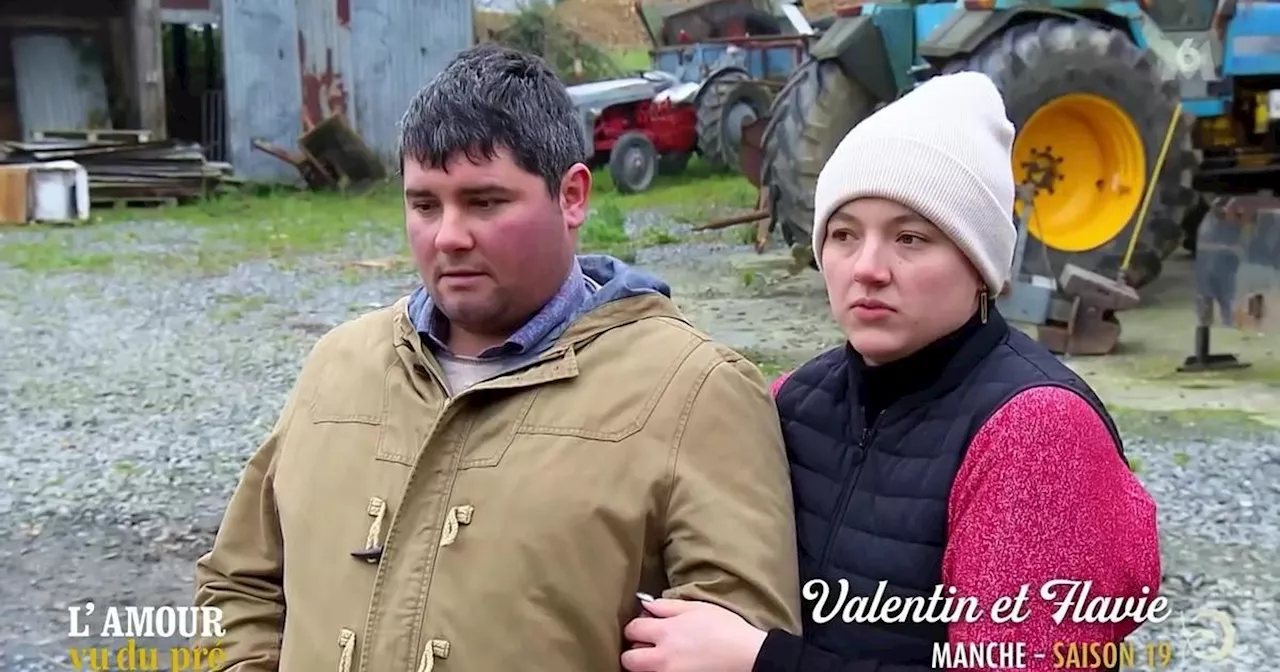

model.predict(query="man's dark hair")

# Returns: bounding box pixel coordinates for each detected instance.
[398,44,588,194]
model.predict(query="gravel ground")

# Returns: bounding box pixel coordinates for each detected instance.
[1,217,1277,670]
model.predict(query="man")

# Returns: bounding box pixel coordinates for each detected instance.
[193,44,801,672]
[1195,196,1242,327]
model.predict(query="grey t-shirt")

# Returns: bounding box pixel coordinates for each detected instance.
[434,351,514,395]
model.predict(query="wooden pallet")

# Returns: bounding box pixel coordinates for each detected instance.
[32,129,155,144]
[91,196,178,209]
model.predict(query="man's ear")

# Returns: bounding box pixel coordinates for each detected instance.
[559,163,592,231]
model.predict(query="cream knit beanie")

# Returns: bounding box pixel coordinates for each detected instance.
[811,71,1017,292]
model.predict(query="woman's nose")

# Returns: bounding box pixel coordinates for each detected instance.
[851,242,892,286]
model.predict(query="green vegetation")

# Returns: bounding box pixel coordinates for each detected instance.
[0,241,118,273]
[1106,335,1280,388]
[477,3,656,83]
[0,160,756,274]
[611,48,652,73]
[485,2,622,82]
[1109,406,1276,440]
[738,347,810,382]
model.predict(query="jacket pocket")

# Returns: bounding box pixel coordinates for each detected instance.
[456,393,537,469]
[307,362,444,467]
[307,368,388,425]
[515,344,690,442]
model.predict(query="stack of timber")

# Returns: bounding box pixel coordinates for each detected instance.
[0,129,238,208]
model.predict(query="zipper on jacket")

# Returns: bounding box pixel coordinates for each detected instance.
[816,417,879,573]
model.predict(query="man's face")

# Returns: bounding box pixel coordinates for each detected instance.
[403,149,590,343]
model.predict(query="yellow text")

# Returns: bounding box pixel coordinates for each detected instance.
[66,638,225,671]
[1052,641,1175,669]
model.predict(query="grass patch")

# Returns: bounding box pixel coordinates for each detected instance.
[579,200,634,261]
[738,346,808,382]
[211,294,272,322]
[0,240,118,272]
[1,160,756,274]
[1109,406,1276,440]
[593,156,757,223]
[1111,349,1280,388]
[612,48,652,73]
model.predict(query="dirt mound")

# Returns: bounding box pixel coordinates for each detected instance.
[546,0,852,49]
[475,4,646,47]
[552,0,687,49]
[475,10,514,40]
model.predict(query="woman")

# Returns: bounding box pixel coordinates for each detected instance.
[620,72,1161,671]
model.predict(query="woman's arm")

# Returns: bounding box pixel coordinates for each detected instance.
[769,372,792,397]
[943,385,1161,669]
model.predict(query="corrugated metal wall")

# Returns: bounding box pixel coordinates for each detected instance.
[349,0,473,166]
[221,0,304,182]
[11,33,113,139]
[297,0,353,130]
[221,0,472,180]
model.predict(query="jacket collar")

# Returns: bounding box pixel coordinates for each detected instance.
[408,260,598,360]
[842,308,1011,427]
[392,292,689,389]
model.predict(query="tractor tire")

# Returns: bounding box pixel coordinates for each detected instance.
[761,58,879,255]
[609,131,658,194]
[659,151,691,176]
[942,18,1198,288]
[697,70,772,172]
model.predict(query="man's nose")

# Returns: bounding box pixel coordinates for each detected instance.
[434,208,474,252]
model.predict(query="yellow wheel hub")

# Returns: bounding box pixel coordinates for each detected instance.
[1012,93,1146,252]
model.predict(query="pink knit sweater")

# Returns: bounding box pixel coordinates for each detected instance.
[770,375,1161,669]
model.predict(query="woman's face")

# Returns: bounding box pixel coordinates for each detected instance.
[821,198,983,366]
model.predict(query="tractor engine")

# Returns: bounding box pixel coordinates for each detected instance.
[591,101,697,160]
[1195,82,1280,152]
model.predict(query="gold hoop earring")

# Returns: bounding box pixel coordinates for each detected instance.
[979,289,989,324]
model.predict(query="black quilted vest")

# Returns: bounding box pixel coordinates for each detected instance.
[774,310,1124,665]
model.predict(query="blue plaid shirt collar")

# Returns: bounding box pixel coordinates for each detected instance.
[411,260,597,359]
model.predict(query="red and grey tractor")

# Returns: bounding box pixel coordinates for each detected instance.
[565,0,815,193]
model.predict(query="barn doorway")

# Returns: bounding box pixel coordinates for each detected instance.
[162,22,225,161]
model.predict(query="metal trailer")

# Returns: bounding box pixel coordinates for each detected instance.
[563,0,817,193]
[639,0,817,172]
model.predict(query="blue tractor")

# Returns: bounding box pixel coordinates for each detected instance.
[636,0,819,171]
[760,0,1280,287]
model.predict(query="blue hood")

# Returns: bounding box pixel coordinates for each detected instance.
[575,253,670,309]
[406,253,671,357]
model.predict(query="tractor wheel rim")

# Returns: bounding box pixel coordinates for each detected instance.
[1012,93,1147,253]
[624,147,653,187]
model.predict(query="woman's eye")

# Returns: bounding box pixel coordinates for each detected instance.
[898,233,922,245]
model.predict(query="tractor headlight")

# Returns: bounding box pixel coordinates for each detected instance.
[1267,91,1280,124]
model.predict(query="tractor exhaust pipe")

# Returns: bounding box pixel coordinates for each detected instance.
[738,116,768,188]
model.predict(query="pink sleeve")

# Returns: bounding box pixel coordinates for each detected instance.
[769,372,792,398]
[768,368,788,396]
[943,386,1161,670]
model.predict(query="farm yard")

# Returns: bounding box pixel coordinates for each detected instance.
[1,156,1278,670]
